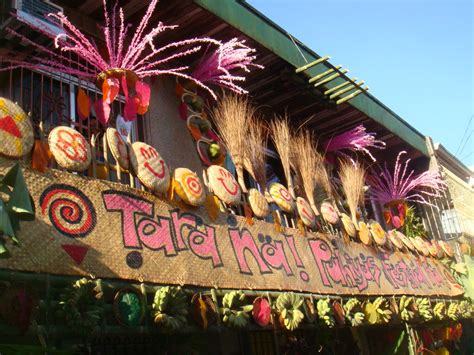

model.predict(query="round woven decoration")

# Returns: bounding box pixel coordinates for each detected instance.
[428,240,439,258]
[320,201,339,225]
[369,221,387,246]
[413,236,429,256]
[207,165,241,205]
[113,288,145,327]
[129,142,170,194]
[248,188,269,218]
[173,167,206,206]
[106,127,129,170]
[340,213,356,238]
[439,240,454,258]
[430,239,444,258]
[396,231,415,252]
[358,221,372,246]
[296,197,316,228]
[387,230,403,250]
[0,97,34,158]
[48,126,91,171]
[268,182,294,213]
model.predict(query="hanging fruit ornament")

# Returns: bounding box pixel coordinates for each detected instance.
[129,142,170,194]
[275,292,304,331]
[415,298,433,321]
[358,221,372,246]
[48,126,91,172]
[252,296,272,327]
[207,165,241,205]
[447,302,460,321]
[343,298,365,326]
[106,127,130,170]
[332,300,346,326]
[433,302,446,320]
[369,221,387,246]
[317,298,335,328]
[173,168,206,206]
[0,97,34,159]
[320,201,340,225]
[248,189,270,218]
[363,297,392,324]
[268,182,295,213]
[152,286,188,331]
[220,291,253,328]
[191,293,217,330]
[113,288,145,327]
[399,296,415,322]
[340,213,356,238]
[296,197,316,228]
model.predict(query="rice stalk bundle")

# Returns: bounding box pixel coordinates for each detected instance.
[339,159,366,227]
[269,116,295,198]
[244,117,268,190]
[212,94,254,191]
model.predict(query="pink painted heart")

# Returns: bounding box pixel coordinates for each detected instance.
[0,115,22,138]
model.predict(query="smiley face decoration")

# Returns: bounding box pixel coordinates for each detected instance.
[48,126,91,171]
[207,165,241,205]
[129,142,170,194]
[268,182,294,213]
[0,98,34,159]
[106,128,130,170]
[296,197,316,228]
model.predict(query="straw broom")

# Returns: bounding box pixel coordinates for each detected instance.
[244,117,268,190]
[315,152,333,200]
[211,94,254,192]
[292,130,320,216]
[269,116,295,199]
[339,159,366,228]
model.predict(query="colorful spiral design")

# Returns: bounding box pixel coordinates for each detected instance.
[40,184,96,238]
[184,172,203,196]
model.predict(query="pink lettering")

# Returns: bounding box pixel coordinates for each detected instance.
[229,229,271,275]
[188,226,222,267]
[261,241,293,275]
[137,216,175,255]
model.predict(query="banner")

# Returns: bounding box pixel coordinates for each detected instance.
[0,160,464,297]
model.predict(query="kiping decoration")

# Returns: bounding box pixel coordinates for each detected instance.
[324,125,386,162]
[173,168,206,207]
[0,98,34,159]
[48,126,91,172]
[368,151,446,229]
[0,163,35,255]
[244,118,269,218]
[2,0,262,124]
[106,128,130,170]
[129,142,170,194]
[340,213,356,237]
[268,182,295,213]
[296,197,316,228]
[207,165,241,205]
[369,220,387,246]
[320,201,339,225]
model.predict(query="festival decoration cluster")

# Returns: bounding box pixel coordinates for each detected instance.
[2,0,262,123]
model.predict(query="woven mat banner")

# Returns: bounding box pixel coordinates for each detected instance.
[0,160,464,297]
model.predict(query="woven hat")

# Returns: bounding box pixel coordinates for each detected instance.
[340,213,356,237]
[173,167,206,206]
[369,221,387,246]
[396,231,415,252]
[268,182,294,213]
[358,221,372,245]
[387,230,403,250]
[0,97,34,158]
[248,188,269,218]
[129,142,170,194]
[48,126,91,172]
[106,127,130,170]
[207,165,241,205]
[320,201,339,225]
[296,197,316,228]
[438,240,454,258]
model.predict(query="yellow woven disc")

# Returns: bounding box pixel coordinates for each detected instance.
[396,231,415,251]
[0,97,34,158]
[268,182,294,213]
[129,142,170,194]
[248,188,269,218]
[358,221,372,246]
[48,126,91,172]
[369,221,387,246]
[340,213,356,237]
[106,127,130,170]
[173,167,206,206]
[207,165,241,205]
[387,230,403,250]
[296,197,316,228]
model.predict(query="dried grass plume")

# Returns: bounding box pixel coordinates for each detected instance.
[339,159,366,226]
[244,117,268,189]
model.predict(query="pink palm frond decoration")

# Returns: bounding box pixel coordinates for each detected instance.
[1,0,262,103]
[325,125,386,161]
[368,151,447,207]
[192,38,264,99]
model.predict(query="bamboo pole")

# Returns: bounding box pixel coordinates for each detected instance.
[295,56,330,73]
[329,80,365,99]
[336,86,369,104]
[313,69,349,88]
[308,65,341,83]
[324,78,356,95]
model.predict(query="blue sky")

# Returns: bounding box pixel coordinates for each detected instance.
[248,0,473,168]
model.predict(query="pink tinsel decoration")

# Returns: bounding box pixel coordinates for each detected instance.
[325,125,386,161]
[368,151,447,207]
[1,1,261,99]
[191,38,264,99]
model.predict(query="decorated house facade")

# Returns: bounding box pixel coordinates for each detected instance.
[0,0,471,354]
